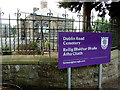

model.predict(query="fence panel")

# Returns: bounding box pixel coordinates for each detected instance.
[0,10,118,56]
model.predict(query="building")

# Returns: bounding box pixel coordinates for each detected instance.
[19,0,74,42]
[0,24,13,37]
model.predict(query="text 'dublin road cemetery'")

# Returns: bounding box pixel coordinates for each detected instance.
[58,32,112,69]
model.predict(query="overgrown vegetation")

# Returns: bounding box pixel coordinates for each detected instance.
[93,19,110,33]
[1,47,12,55]
[39,41,53,51]
[16,42,40,55]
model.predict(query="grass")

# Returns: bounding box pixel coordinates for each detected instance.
[0,49,118,64]
[0,55,58,64]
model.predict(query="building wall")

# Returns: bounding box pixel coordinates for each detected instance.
[19,15,74,41]
[0,24,11,37]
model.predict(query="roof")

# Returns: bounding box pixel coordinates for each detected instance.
[35,8,70,19]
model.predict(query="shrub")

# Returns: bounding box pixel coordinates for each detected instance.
[39,41,53,51]
[16,42,41,55]
[2,47,12,55]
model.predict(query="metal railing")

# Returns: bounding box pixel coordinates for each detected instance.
[0,9,118,56]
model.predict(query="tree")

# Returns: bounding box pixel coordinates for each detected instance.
[108,2,120,48]
[93,19,110,33]
[97,1,120,48]
[59,1,120,48]
[58,1,104,32]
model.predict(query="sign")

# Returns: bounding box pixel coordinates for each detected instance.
[58,32,112,69]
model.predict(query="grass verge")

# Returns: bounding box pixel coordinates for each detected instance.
[0,55,58,64]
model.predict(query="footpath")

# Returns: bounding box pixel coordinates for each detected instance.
[102,76,120,89]
[89,76,120,89]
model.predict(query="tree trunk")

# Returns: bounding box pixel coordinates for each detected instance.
[110,2,120,49]
[111,17,120,49]
[83,2,92,32]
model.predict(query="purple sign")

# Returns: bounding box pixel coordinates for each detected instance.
[58,32,112,69]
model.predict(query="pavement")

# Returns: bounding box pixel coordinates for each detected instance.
[89,76,120,90]
[101,76,120,89]
[20,77,120,90]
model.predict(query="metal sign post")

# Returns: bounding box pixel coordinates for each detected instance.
[98,64,103,88]
[58,32,112,88]
[67,67,71,89]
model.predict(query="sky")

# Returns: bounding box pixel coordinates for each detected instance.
[0,0,111,18]
[0,0,81,21]
[0,0,109,28]
[0,0,62,14]
[0,0,81,26]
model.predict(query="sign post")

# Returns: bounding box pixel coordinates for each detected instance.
[98,64,103,88]
[67,67,71,89]
[58,32,112,88]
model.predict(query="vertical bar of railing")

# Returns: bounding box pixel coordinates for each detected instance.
[109,18,112,33]
[64,10,67,32]
[47,10,53,56]
[0,10,4,52]
[72,16,74,32]
[64,13,67,32]
[41,26,44,55]
[40,18,44,55]
[5,25,7,48]
[114,19,118,47]
[24,14,27,52]
[105,19,108,33]
[116,22,118,47]
[62,10,68,32]
[24,15,27,53]
[77,13,81,32]
[32,13,35,43]
[0,8,2,83]
[95,15,99,32]
[16,9,21,52]
[112,19,115,47]
[52,27,55,52]
[57,15,59,52]
[110,18,113,46]
[65,17,66,32]
[101,17,104,33]
[9,14,11,52]
[0,27,3,53]
[91,12,94,32]
[21,20,24,53]
[48,17,51,56]
[13,28,15,51]
[13,19,16,52]
[28,19,31,45]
